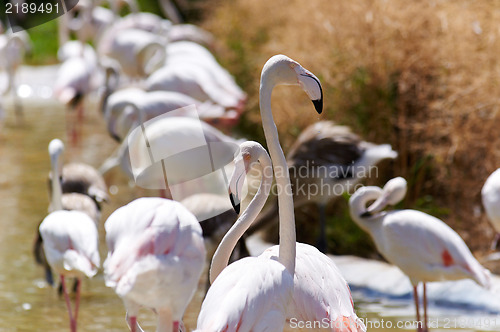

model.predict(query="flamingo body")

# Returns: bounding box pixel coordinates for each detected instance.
[196,256,293,332]
[349,177,490,331]
[260,243,364,330]
[104,197,206,329]
[40,210,100,279]
[482,169,500,240]
[365,209,490,286]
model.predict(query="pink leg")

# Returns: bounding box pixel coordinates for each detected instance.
[61,276,76,332]
[423,283,428,332]
[173,321,179,332]
[129,316,137,332]
[74,279,81,327]
[413,285,422,332]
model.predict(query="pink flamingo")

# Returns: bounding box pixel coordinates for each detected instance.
[350,177,491,332]
[104,197,206,332]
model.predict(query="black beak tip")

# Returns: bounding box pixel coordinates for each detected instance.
[229,192,241,214]
[360,211,372,218]
[111,133,122,142]
[312,98,323,114]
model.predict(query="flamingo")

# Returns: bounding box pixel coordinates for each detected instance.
[34,139,107,287]
[98,114,243,199]
[103,197,206,332]
[208,142,364,332]
[165,41,246,107]
[0,30,31,121]
[54,44,99,144]
[199,55,363,332]
[98,27,167,81]
[38,139,100,332]
[481,168,500,249]
[196,140,294,332]
[349,177,491,332]
[102,88,238,142]
[247,120,397,253]
[146,60,243,111]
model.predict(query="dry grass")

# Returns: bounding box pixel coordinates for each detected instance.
[202,0,500,258]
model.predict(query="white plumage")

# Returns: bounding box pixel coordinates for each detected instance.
[482,168,500,249]
[349,177,490,331]
[104,197,206,332]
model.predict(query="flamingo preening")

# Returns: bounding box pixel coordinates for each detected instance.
[349,177,491,332]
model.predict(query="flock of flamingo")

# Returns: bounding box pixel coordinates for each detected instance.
[1,0,500,331]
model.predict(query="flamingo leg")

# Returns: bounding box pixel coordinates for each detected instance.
[423,283,428,332]
[61,275,76,332]
[74,279,81,327]
[9,70,23,123]
[413,285,422,332]
[316,203,327,253]
[129,316,137,332]
[173,321,179,332]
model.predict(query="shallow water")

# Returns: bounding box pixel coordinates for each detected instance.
[0,94,498,332]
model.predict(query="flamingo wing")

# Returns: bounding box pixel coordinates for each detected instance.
[196,257,293,332]
[379,210,490,287]
[260,244,365,332]
[39,210,99,278]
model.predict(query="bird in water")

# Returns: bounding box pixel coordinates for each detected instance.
[104,197,206,332]
[38,139,100,332]
[349,177,491,332]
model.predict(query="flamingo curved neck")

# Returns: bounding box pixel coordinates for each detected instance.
[260,74,296,275]
[209,152,273,284]
[349,187,384,232]
[50,155,63,211]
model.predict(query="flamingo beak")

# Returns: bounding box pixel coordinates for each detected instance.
[365,192,390,215]
[228,156,246,214]
[229,189,240,215]
[298,71,323,114]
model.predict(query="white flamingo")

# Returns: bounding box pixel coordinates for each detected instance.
[349,177,491,332]
[146,59,243,111]
[482,168,500,249]
[34,139,106,287]
[99,115,242,200]
[104,197,206,332]
[103,88,237,141]
[98,27,167,81]
[54,44,99,143]
[165,41,246,106]
[196,140,294,332]
[198,55,362,332]
[39,139,100,332]
[0,30,31,120]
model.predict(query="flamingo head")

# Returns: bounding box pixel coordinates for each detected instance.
[364,177,407,216]
[262,55,323,114]
[228,141,269,214]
